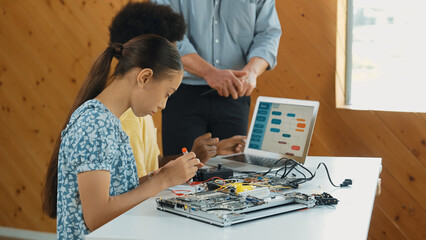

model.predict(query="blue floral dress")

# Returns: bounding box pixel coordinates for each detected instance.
[56,99,138,240]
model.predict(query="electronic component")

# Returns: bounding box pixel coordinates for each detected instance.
[228,174,300,189]
[238,187,270,198]
[228,183,254,194]
[193,164,233,181]
[159,170,341,227]
[340,179,353,187]
[314,192,339,205]
[157,190,316,227]
[206,182,222,191]
[191,183,207,192]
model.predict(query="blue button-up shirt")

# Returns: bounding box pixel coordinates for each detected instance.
[152,0,282,85]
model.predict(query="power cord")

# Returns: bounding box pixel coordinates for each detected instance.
[307,162,353,188]
[265,158,353,188]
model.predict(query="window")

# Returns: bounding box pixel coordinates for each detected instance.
[342,0,426,112]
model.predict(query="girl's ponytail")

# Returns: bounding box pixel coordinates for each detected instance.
[75,43,122,104]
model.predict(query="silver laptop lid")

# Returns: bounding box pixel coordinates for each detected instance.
[244,96,320,164]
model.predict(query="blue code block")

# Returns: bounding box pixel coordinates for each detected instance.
[251,134,261,139]
[271,119,281,125]
[249,144,260,149]
[259,103,270,109]
[253,129,263,133]
[270,128,280,133]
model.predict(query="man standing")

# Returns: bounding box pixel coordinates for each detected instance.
[109,1,246,174]
[153,0,282,156]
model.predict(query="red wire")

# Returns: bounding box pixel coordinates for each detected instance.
[172,190,192,196]
[189,176,226,186]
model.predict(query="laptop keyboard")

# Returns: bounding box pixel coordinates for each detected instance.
[223,154,287,168]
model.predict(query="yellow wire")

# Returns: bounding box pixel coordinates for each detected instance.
[211,178,292,194]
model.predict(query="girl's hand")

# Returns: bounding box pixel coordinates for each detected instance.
[157,152,202,187]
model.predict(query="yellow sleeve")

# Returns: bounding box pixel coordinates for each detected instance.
[141,115,160,174]
[120,109,160,178]
[120,109,147,178]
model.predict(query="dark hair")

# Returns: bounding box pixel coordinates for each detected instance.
[109,1,186,44]
[42,34,182,218]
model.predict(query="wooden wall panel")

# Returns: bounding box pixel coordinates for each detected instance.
[0,0,128,232]
[0,1,425,239]
[375,112,426,165]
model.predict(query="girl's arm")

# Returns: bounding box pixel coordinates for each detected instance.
[78,152,200,231]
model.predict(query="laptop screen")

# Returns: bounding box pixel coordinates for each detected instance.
[248,101,315,158]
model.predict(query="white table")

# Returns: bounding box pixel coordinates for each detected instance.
[86,157,382,240]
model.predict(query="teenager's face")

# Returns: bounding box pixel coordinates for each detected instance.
[130,68,182,117]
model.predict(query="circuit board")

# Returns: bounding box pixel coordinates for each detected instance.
[156,190,315,227]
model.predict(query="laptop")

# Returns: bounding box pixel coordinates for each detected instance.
[207,96,319,172]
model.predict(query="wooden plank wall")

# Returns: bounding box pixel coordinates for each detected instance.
[0,0,425,239]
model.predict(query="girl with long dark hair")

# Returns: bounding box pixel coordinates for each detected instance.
[43,34,201,239]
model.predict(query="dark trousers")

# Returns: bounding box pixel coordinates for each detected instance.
[162,84,250,156]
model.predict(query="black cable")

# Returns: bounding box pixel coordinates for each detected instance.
[236,157,350,189]
[279,158,313,180]
[275,164,288,177]
[271,159,349,188]
[293,167,307,178]
[304,162,341,187]
[261,158,284,176]
[282,164,297,178]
